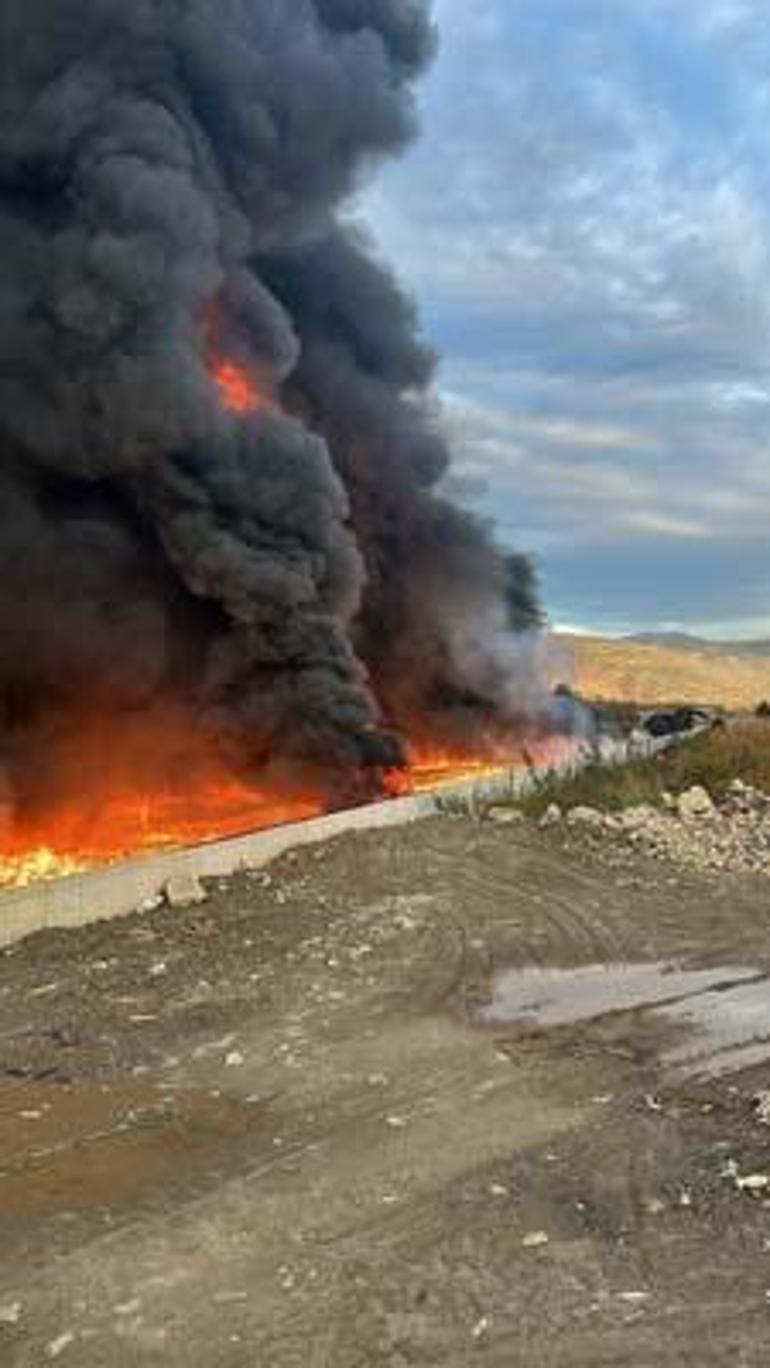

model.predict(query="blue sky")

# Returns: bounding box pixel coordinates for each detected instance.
[362,0,770,638]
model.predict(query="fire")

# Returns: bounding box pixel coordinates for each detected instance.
[0,780,323,890]
[0,735,584,892]
[212,358,264,414]
[384,749,515,798]
[0,709,326,891]
[388,734,582,799]
[205,299,274,416]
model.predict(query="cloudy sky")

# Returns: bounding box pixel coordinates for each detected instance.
[362,0,770,638]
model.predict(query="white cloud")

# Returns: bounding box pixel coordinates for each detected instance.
[361,0,770,632]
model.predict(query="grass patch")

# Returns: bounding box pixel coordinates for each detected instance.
[517,719,770,818]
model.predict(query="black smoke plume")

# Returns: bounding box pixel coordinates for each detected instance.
[0,0,550,820]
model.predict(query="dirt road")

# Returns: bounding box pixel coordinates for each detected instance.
[3,816,770,1365]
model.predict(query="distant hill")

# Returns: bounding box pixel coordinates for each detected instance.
[556,633,770,710]
[626,632,770,659]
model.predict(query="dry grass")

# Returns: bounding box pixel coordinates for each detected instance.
[519,719,770,817]
[559,634,770,711]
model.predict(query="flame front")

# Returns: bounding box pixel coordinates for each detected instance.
[0,780,323,889]
[0,736,583,890]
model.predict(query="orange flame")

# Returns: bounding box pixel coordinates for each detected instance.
[0,734,583,890]
[212,358,265,414]
[0,777,323,889]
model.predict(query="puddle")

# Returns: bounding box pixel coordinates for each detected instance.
[663,979,770,1076]
[479,962,770,1078]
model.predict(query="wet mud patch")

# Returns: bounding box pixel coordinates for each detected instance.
[0,1078,270,1227]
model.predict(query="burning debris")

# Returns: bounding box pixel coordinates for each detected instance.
[0,1,576,882]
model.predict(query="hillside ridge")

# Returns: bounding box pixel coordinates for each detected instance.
[557,632,770,709]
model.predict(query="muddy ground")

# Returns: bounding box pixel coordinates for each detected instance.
[2,815,770,1365]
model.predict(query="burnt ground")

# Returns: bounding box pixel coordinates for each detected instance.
[2,817,770,1364]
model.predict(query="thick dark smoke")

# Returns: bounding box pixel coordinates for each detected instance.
[0,0,550,819]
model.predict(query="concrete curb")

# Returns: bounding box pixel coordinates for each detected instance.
[0,732,670,949]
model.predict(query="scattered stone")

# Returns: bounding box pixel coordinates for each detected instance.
[472,1316,490,1341]
[164,873,207,908]
[566,805,605,828]
[193,1034,237,1060]
[618,805,660,831]
[539,803,562,828]
[754,1090,770,1125]
[0,1302,22,1325]
[225,1051,245,1068]
[487,806,525,825]
[137,893,164,915]
[536,776,770,879]
[522,1230,550,1249]
[48,1331,76,1359]
[737,1172,770,1194]
[642,1197,666,1215]
[677,786,715,820]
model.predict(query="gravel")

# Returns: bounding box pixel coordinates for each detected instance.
[562,781,770,876]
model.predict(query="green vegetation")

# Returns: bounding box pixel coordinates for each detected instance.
[518,720,770,818]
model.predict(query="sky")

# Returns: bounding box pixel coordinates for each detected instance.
[361,0,770,639]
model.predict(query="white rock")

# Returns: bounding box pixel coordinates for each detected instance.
[643,1197,665,1215]
[677,786,715,820]
[164,873,207,908]
[539,803,563,828]
[566,805,605,828]
[48,1331,75,1359]
[522,1230,550,1249]
[619,805,660,831]
[0,1302,22,1325]
[487,806,525,825]
[737,1172,770,1193]
[137,894,164,915]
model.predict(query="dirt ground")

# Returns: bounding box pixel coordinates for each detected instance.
[3,815,770,1365]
